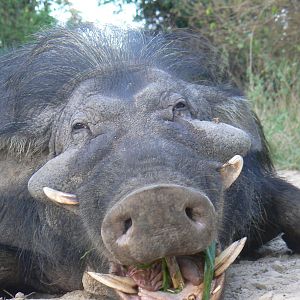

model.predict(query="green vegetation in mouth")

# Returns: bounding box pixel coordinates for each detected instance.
[161,258,172,291]
[161,242,217,297]
[202,240,217,300]
[135,258,183,293]
[134,241,217,297]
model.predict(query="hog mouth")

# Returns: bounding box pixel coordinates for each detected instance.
[85,238,246,300]
[112,253,222,300]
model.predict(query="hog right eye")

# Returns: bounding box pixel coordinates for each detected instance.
[72,123,90,131]
[173,101,186,110]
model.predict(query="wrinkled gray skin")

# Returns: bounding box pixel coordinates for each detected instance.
[0,26,299,298]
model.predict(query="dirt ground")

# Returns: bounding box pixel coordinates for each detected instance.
[7,171,300,300]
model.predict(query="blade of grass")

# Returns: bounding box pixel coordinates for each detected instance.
[202,241,216,300]
[161,258,171,291]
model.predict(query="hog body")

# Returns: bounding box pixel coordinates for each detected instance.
[0,25,299,298]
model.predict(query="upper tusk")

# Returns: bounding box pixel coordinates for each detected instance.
[43,187,79,205]
[220,155,244,189]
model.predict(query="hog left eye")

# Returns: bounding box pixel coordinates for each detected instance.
[172,100,190,119]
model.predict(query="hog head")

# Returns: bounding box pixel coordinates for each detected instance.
[3,26,299,299]
[27,66,254,297]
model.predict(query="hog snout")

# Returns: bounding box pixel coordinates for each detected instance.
[101,184,217,266]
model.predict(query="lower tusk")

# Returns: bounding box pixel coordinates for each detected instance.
[86,272,138,294]
[43,187,79,205]
[214,237,247,277]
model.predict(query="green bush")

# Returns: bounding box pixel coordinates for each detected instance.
[0,0,58,48]
[247,58,300,170]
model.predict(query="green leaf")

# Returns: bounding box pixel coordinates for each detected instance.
[161,258,171,291]
[206,6,213,16]
[202,241,216,300]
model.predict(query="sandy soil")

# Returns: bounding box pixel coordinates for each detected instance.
[6,171,300,300]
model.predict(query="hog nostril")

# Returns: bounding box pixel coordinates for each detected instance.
[185,207,193,220]
[185,207,203,225]
[123,218,133,234]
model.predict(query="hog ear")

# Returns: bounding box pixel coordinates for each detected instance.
[219,155,243,190]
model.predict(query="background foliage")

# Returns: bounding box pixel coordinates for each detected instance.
[0,0,81,48]
[1,0,299,169]
[0,0,55,48]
